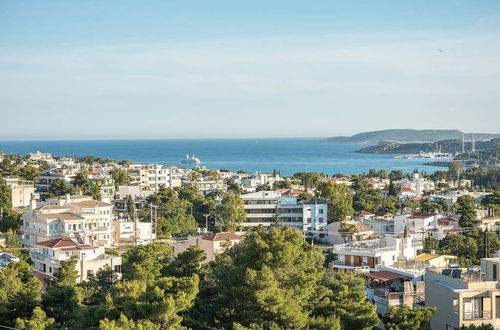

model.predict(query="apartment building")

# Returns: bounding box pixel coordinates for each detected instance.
[30,237,122,283]
[21,194,114,247]
[332,236,420,272]
[85,172,115,203]
[3,178,35,209]
[394,213,459,240]
[36,167,79,193]
[138,164,182,192]
[425,258,500,329]
[240,191,327,231]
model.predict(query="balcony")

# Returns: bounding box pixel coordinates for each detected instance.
[463,311,491,321]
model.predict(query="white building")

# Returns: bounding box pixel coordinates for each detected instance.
[112,219,155,246]
[21,194,114,247]
[28,151,53,162]
[399,173,435,197]
[0,252,20,269]
[30,237,122,283]
[240,191,327,232]
[3,178,36,209]
[240,172,283,190]
[117,184,154,200]
[138,164,182,192]
[36,167,79,193]
[85,172,116,203]
[394,213,459,240]
[332,236,421,272]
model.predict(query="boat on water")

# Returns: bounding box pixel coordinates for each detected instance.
[182,154,201,166]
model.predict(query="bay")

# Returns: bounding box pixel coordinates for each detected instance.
[0,138,447,176]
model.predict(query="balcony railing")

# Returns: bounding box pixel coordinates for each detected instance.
[463,311,491,321]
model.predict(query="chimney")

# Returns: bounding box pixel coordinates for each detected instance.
[29,194,37,212]
[65,193,71,204]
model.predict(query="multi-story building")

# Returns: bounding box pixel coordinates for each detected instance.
[425,258,500,330]
[3,178,36,209]
[332,236,420,272]
[394,213,459,240]
[21,194,114,247]
[85,172,115,203]
[36,167,79,193]
[30,236,122,283]
[138,164,182,192]
[240,191,327,231]
[240,172,283,191]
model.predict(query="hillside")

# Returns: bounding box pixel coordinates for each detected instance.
[326,129,500,144]
[356,138,500,154]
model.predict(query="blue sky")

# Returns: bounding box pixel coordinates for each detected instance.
[1,0,500,139]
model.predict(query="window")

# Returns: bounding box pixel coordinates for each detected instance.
[318,218,324,223]
[493,264,497,281]
[496,296,500,318]
[319,209,324,214]
[453,298,458,314]
[463,297,484,320]
[114,265,122,273]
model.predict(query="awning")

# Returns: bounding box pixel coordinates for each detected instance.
[366,271,411,282]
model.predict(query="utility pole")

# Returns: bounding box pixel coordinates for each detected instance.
[203,214,209,232]
[484,228,489,258]
[134,209,138,246]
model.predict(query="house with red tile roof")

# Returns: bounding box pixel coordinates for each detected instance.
[31,237,121,283]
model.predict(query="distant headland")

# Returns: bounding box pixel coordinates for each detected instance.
[326,129,500,144]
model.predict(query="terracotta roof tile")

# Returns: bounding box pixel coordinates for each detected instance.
[202,232,241,241]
